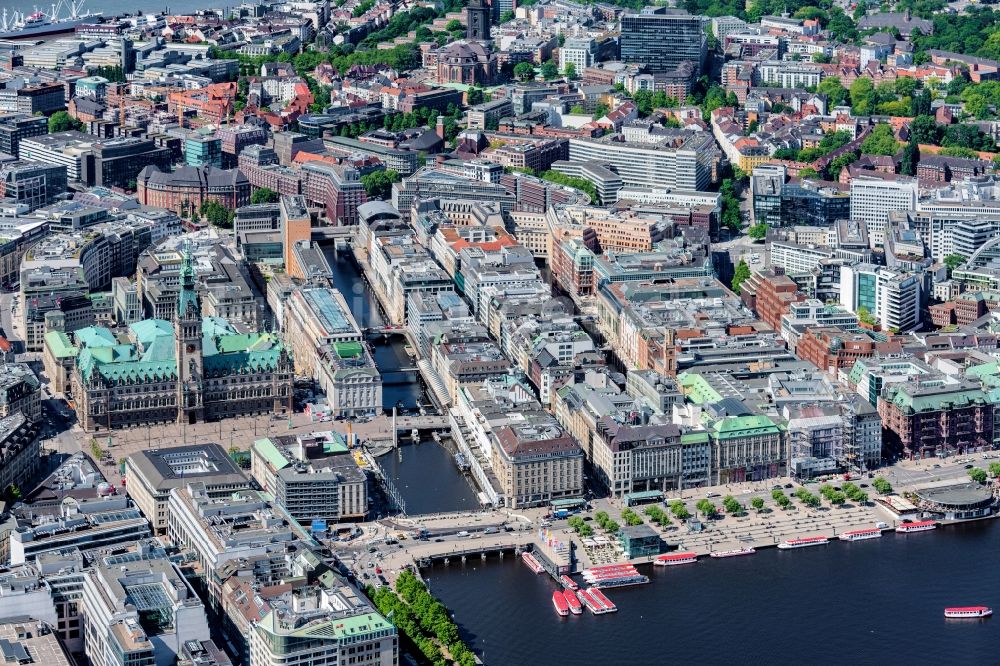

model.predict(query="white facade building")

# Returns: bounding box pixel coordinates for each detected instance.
[850,176,918,248]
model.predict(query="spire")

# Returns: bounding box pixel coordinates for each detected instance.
[177,242,199,320]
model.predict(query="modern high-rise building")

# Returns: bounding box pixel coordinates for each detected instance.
[560,38,598,73]
[849,175,918,248]
[840,263,921,332]
[568,133,717,191]
[0,112,47,158]
[281,195,312,278]
[621,9,707,75]
[0,161,67,211]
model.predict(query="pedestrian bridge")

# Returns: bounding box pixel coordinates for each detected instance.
[392,415,450,430]
[311,227,357,241]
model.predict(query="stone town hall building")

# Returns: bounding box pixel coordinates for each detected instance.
[72,252,293,431]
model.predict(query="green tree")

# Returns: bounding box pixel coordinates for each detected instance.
[540,59,559,80]
[731,259,751,295]
[499,9,515,22]
[250,187,280,204]
[48,111,83,133]
[829,152,858,176]
[943,253,967,276]
[798,167,819,178]
[872,477,893,494]
[696,498,718,518]
[444,18,463,32]
[621,508,644,526]
[910,115,941,145]
[969,467,988,483]
[720,178,741,231]
[569,104,587,115]
[722,495,743,515]
[900,139,919,176]
[539,170,597,201]
[939,146,979,159]
[361,169,402,200]
[860,124,900,156]
[200,200,234,228]
[751,497,765,512]
[857,306,877,326]
[988,462,1000,478]
[669,500,691,520]
[564,62,577,79]
[850,77,877,114]
[911,89,933,117]
[827,7,858,41]
[466,86,485,106]
[3,484,21,502]
[513,61,535,81]
[593,102,610,119]
[747,223,768,240]
[817,76,849,108]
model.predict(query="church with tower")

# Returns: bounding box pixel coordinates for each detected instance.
[425,0,499,85]
[71,251,293,432]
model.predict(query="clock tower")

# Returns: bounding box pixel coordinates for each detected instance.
[466,0,491,42]
[175,248,204,425]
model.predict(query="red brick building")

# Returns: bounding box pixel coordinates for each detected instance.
[136,164,249,217]
[300,161,367,225]
[797,326,877,375]
[879,380,993,458]
[740,268,805,331]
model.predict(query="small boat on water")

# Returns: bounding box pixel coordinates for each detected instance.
[654,552,698,566]
[581,563,649,588]
[563,589,583,614]
[777,536,830,549]
[839,528,883,542]
[709,547,756,558]
[897,520,937,533]
[521,551,545,574]
[588,587,618,613]
[560,574,578,590]
[552,591,569,616]
[944,606,992,619]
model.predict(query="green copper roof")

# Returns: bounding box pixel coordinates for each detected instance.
[677,372,723,405]
[75,326,117,349]
[252,438,290,471]
[140,334,175,363]
[130,319,173,346]
[680,431,709,444]
[44,331,77,359]
[333,341,363,359]
[711,415,780,439]
[257,609,393,642]
[885,384,988,413]
[202,316,236,338]
[76,318,287,384]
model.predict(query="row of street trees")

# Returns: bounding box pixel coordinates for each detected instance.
[369,571,476,666]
